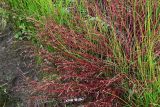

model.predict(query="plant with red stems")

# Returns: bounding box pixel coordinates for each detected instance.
[31,0,159,106]
[33,20,126,106]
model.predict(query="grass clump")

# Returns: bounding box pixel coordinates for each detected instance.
[3,0,160,106]
[36,0,160,106]
[7,0,54,19]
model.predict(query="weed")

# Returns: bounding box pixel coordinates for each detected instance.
[0,7,8,32]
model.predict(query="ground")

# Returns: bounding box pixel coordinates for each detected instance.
[0,23,38,107]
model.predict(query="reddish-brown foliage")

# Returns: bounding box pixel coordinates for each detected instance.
[86,0,159,60]
[31,20,126,106]
[31,0,159,106]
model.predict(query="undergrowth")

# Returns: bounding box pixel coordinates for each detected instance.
[6,0,54,42]
[4,0,160,106]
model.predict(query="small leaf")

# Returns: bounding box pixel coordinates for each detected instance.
[47,45,55,52]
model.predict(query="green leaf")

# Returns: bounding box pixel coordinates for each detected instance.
[47,45,55,52]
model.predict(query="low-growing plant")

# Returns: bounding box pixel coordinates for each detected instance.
[0,6,8,32]
[5,0,54,41]
[0,84,9,107]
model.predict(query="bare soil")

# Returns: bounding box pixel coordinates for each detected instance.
[0,24,38,107]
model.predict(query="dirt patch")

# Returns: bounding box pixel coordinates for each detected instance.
[0,24,38,107]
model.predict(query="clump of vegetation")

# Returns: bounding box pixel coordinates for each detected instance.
[0,4,8,32]
[6,0,54,41]
[0,84,9,107]
[36,20,126,106]
[3,0,160,106]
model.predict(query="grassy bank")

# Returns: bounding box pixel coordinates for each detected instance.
[4,0,160,106]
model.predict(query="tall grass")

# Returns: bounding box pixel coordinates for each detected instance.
[5,0,54,41]
[36,0,159,106]
[7,0,54,19]
[4,0,160,106]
